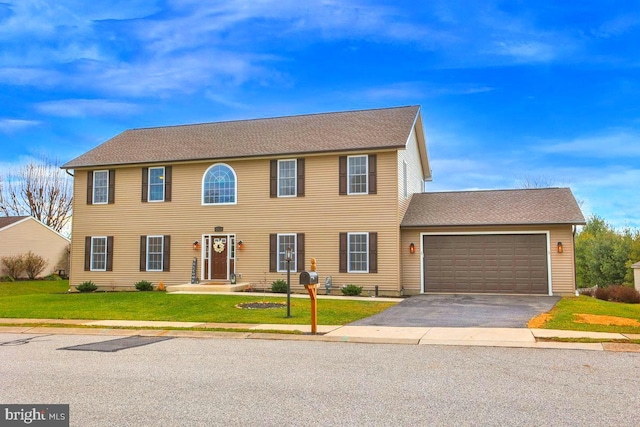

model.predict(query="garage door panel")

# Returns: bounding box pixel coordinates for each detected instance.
[424,234,549,294]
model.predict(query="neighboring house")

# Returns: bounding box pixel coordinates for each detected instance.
[62,105,585,295]
[0,216,70,278]
[632,261,640,292]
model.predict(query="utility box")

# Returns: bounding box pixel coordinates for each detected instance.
[299,271,319,285]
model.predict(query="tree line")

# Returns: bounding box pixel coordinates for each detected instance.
[576,216,640,288]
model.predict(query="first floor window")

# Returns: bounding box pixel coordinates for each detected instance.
[348,233,368,272]
[339,231,377,273]
[277,234,297,272]
[85,236,113,272]
[91,237,107,271]
[140,235,170,272]
[147,236,164,271]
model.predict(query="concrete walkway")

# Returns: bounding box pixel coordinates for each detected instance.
[0,318,639,352]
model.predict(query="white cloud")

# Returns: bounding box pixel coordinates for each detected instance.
[0,119,40,133]
[537,130,640,157]
[35,99,141,117]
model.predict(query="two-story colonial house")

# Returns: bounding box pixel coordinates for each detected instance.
[62,105,585,296]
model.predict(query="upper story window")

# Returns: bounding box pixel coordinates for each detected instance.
[93,171,109,204]
[278,160,296,197]
[149,167,165,202]
[270,159,305,198]
[339,155,376,196]
[142,166,172,203]
[348,155,368,194]
[203,163,237,205]
[87,169,115,205]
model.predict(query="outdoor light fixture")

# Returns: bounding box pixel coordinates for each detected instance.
[237,240,244,250]
[409,242,416,254]
[193,240,200,250]
[557,242,563,253]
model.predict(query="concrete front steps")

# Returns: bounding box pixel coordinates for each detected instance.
[166,282,250,293]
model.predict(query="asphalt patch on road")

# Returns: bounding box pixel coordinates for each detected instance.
[58,335,174,352]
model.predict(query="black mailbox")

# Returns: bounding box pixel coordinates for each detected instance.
[299,271,319,285]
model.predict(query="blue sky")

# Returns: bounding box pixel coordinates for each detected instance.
[1,0,639,229]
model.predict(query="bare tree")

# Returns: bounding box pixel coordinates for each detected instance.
[516,174,556,189]
[0,156,72,233]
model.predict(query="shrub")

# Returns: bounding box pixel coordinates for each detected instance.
[156,281,166,291]
[23,251,47,279]
[271,279,288,293]
[44,273,63,281]
[341,284,363,296]
[594,285,640,304]
[0,275,15,282]
[1,255,25,278]
[75,281,97,293]
[135,280,154,291]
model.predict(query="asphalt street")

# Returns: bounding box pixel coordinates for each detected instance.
[1,333,639,426]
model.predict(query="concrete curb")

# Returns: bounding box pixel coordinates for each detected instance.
[0,320,638,352]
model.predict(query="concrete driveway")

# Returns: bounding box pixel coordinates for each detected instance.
[350,294,561,328]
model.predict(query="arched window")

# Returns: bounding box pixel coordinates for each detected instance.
[202,164,237,205]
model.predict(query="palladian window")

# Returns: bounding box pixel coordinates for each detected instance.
[202,164,237,205]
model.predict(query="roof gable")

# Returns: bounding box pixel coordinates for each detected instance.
[63,106,422,169]
[0,216,70,241]
[0,216,29,231]
[401,188,586,227]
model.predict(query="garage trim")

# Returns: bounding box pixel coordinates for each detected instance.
[419,231,552,296]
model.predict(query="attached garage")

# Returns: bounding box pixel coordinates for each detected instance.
[400,188,587,296]
[422,233,549,294]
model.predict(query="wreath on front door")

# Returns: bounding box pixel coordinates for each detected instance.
[213,241,226,253]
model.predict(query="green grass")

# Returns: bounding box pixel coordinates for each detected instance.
[540,296,640,334]
[0,280,396,325]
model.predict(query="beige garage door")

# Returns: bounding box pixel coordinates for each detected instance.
[423,234,549,294]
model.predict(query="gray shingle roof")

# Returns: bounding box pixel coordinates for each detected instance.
[0,216,28,230]
[401,188,586,227]
[63,106,421,169]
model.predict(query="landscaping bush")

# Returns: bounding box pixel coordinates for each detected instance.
[75,281,97,293]
[135,280,154,291]
[0,275,15,282]
[341,284,363,296]
[594,285,640,304]
[271,279,288,293]
[1,255,25,279]
[23,251,47,279]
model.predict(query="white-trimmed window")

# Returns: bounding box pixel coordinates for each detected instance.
[146,236,164,271]
[348,155,368,194]
[93,170,109,204]
[277,233,297,272]
[148,167,165,202]
[278,159,296,197]
[203,163,237,205]
[348,232,368,272]
[91,236,107,271]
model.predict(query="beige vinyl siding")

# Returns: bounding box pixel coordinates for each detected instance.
[400,224,577,296]
[70,150,403,293]
[397,127,425,219]
[0,218,69,278]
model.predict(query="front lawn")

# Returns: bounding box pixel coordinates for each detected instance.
[533,296,640,334]
[0,280,397,325]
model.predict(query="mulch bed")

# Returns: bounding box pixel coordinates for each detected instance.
[235,302,286,310]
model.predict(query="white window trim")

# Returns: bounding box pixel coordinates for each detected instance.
[201,163,238,206]
[347,232,369,273]
[93,170,109,205]
[277,233,297,273]
[146,235,164,272]
[148,166,165,203]
[277,159,297,198]
[90,236,107,271]
[347,155,368,195]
